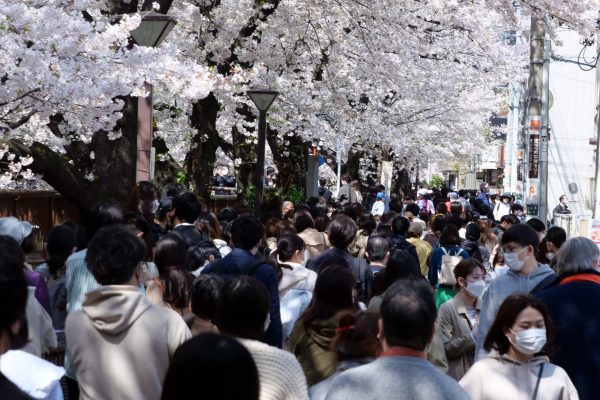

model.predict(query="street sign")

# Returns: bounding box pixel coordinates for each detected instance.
[527,204,539,216]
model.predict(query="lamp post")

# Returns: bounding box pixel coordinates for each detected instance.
[247,89,279,215]
[130,12,177,183]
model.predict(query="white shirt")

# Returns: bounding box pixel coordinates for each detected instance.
[371,201,385,216]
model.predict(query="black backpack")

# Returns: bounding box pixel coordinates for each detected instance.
[350,257,370,304]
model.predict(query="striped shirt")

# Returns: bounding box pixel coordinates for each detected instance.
[65,249,100,314]
[65,249,99,380]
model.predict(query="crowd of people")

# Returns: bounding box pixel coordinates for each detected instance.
[0,178,594,400]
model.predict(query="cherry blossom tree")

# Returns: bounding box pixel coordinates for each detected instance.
[0,0,596,208]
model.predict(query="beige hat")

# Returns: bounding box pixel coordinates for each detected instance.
[408,222,424,237]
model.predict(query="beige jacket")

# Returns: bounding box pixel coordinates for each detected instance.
[438,294,481,380]
[460,352,579,400]
[349,230,368,259]
[298,228,329,259]
[66,285,191,400]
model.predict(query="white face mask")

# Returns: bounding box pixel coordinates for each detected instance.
[509,328,547,355]
[504,247,528,272]
[546,252,555,261]
[464,279,486,298]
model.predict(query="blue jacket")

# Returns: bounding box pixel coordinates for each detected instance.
[203,248,283,348]
[536,271,600,400]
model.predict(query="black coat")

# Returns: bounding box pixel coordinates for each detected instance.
[536,271,600,400]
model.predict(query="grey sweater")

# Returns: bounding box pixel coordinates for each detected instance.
[323,356,469,400]
[475,264,555,360]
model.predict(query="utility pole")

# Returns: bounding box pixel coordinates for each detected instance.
[593,13,600,218]
[525,16,550,222]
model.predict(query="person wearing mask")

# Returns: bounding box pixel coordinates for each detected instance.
[474,224,555,361]
[306,215,372,304]
[309,311,381,400]
[65,225,191,400]
[290,265,357,386]
[324,280,469,400]
[544,226,566,269]
[438,260,485,380]
[536,237,600,400]
[460,294,578,399]
[493,193,512,221]
[215,276,308,400]
[161,333,259,400]
[510,203,526,224]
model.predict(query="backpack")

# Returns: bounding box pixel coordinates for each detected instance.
[349,257,370,304]
[439,247,466,286]
[207,256,265,277]
[188,240,222,271]
[318,186,326,197]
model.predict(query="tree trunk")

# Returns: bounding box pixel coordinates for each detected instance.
[186,94,229,206]
[267,130,308,197]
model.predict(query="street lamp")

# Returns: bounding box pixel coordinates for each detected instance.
[247,89,279,215]
[130,12,177,183]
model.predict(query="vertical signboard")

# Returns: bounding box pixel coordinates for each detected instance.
[526,116,541,215]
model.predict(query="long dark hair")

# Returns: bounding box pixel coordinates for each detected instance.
[154,233,188,274]
[45,225,76,277]
[484,293,554,356]
[301,264,356,329]
[268,234,305,281]
[372,249,422,296]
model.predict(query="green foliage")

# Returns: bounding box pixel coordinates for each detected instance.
[428,174,445,190]
[245,184,256,206]
[175,170,186,184]
[282,185,305,205]
[245,184,306,208]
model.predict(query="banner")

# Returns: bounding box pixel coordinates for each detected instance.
[528,134,540,179]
